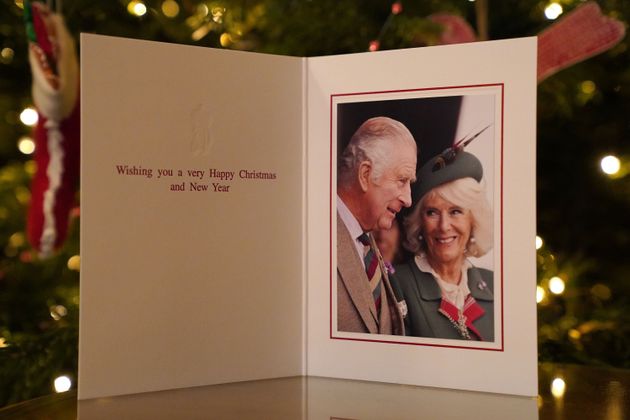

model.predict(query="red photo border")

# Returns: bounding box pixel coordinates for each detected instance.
[329,83,505,352]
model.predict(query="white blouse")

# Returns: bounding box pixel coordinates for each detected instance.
[414,255,472,310]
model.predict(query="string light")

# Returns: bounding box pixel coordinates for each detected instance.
[536,286,546,303]
[191,24,211,41]
[161,0,179,18]
[549,276,565,295]
[544,3,563,20]
[19,107,38,126]
[211,7,226,23]
[50,305,68,321]
[600,155,620,175]
[568,329,581,340]
[535,235,543,250]
[197,4,209,17]
[1,48,14,64]
[551,377,566,398]
[14,0,24,9]
[220,33,232,47]
[15,186,31,205]
[0,337,7,348]
[18,136,35,155]
[368,2,405,52]
[127,1,147,17]
[67,255,80,271]
[24,160,36,176]
[8,232,25,248]
[580,80,596,94]
[54,376,72,393]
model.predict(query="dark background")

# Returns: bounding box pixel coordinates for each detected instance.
[337,96,462,168]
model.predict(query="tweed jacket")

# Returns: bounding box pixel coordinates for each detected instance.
[336,213,404,335]
[391,259,494,341]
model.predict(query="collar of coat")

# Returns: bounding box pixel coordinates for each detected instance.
[411,259,494,302]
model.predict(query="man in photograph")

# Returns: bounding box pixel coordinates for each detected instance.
[337,116,417,335]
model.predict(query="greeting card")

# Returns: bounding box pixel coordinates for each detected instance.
[79,34,537,399]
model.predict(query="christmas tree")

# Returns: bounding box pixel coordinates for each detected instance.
[0,0,628,407]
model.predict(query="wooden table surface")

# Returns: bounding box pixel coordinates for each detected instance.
[1,363,628,419]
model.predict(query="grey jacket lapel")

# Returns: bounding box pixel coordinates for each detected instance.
[415,264,493,301]
[416,268,441,301]
[468,268,494,301]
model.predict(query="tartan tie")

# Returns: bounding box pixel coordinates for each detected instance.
[358,233,382,315]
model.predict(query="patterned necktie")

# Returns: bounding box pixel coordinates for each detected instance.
[358,233,382,315]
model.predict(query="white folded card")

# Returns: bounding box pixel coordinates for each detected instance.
[79,34,537,399]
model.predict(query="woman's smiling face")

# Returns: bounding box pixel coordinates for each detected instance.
[420,192,473,268]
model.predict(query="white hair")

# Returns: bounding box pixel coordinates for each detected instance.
[403,177,493,257]
[338,116,416,187]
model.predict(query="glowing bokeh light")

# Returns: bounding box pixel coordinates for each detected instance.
[545,3,563,20]
[600,155,620,175]
[1,47,15,63]
[192,24,210,41]
[8,232,25,248]
[568,329,581,340]
[54,376,72,393]
[161,0,179,17]
[15,186,31,205]
[211,7,225,23]
[536,235,543,250]
[536,286,546,303]
[50,305,68,321]
[549,276,566,295]
[24,160,37,176]
[127,1,147,16]
[220,33,231,47]
[551,377,566,398]
[197,4,209,17]
[19,107,38,126]
[580,80,596,94]
[18,136,35,155]
[67,255,81,271]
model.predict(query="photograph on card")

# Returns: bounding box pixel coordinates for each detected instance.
[332,85,503,351]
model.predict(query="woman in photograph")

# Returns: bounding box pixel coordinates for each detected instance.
[391,150,494,341]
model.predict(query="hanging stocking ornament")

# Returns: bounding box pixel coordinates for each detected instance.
[24,1,80,258]
[537,1,625,81]
[425,2,624,82]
